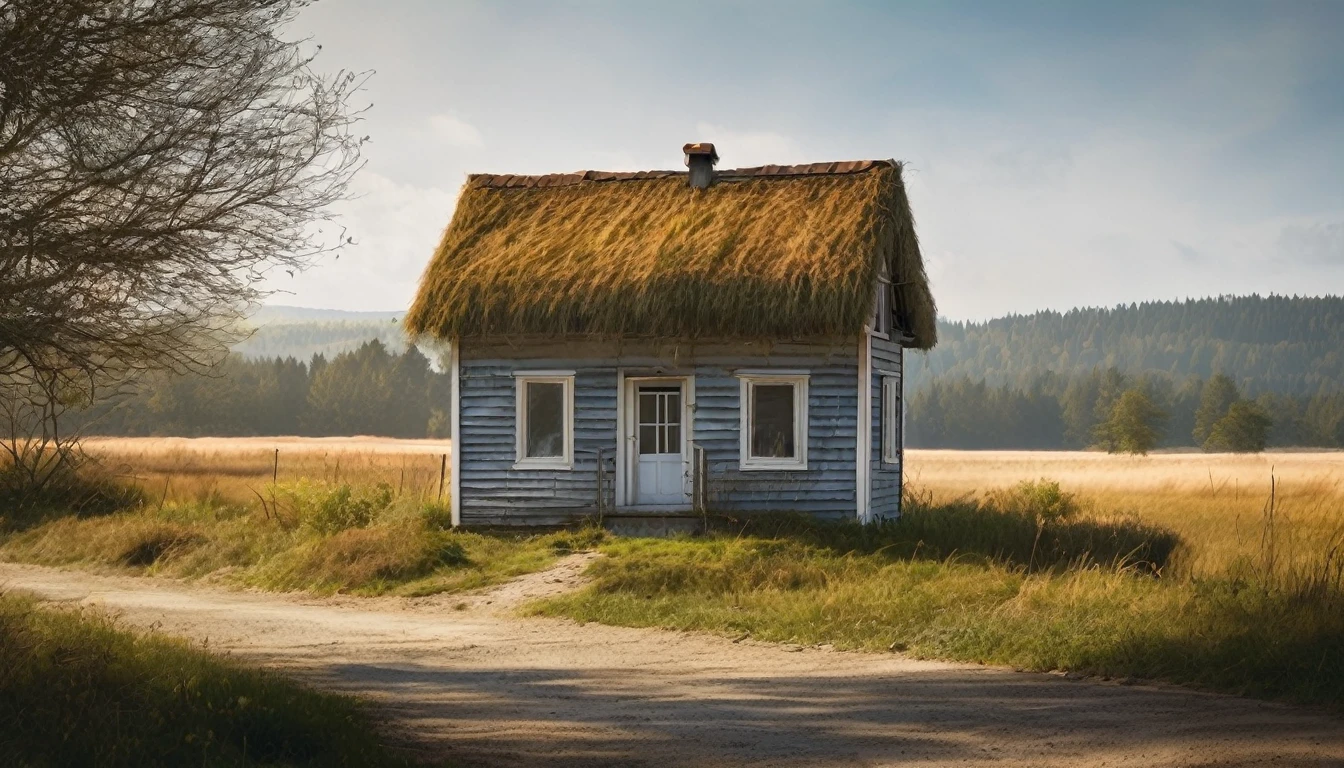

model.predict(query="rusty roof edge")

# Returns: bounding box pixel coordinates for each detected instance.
[467,159,892,190]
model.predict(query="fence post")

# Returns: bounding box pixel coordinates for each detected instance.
[438,453,447,500]
[693,443,708,528]
[272,448,279,484]
[595,447,606,524]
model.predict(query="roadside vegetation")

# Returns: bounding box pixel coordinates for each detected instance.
[535,480,1344,709]
[0,592,418,767]
[1,452,600,596]
[5,443,1343,710]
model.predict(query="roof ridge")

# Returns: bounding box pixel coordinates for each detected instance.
[469,159,892,190]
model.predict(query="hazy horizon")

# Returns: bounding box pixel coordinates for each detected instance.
[263,0,1344,323]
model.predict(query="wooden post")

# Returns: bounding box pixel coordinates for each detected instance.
[438,453,447,500]
[596,448,605,523]
[272,448,279,484]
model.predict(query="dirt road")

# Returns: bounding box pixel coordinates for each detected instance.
[3,559,1341,768]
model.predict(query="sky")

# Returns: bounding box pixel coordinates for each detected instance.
[268,0,1344,322]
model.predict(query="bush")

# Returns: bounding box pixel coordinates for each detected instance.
[277,482,394,535]
[988,479,1080,524]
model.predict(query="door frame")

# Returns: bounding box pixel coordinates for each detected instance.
[615,373,694,511]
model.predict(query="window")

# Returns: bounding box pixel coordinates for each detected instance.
[738,373,809,470]
[882,375,901,464]
[514,372,574,469]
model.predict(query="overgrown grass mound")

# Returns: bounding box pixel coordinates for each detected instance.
[0,593,413,767]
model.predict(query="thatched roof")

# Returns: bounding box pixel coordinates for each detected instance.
[406,159,937,349]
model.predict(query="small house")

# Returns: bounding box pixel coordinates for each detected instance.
[406,143,936,527]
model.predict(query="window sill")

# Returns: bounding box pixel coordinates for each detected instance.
[739,459,808,472]
[512,459,573,471]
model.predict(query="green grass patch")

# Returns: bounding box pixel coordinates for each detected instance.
[1,480,605,597]
[0,592,418,767]
[533,486,1344,709]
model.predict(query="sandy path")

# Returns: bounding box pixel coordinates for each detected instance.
[2,560,1341,768]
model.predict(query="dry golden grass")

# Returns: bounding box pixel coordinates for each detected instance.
[82,436,453,508]
[72,439,1344,580]
[907,449,1344,577]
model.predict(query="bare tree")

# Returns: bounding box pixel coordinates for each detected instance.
[0,0,366,484]
[0,0,365,389]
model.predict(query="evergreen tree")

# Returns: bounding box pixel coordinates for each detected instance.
[1095,388,1167,455]
[1193,374,1240,445]
[1205,401,1273,453]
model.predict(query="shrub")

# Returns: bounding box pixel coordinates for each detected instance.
[988,479,1081,524]
[277,482,395,535]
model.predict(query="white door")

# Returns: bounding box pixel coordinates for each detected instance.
[635,384,687,505]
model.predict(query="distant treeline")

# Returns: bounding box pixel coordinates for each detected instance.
[908,294,1344,396]
[232,319,411,361]
[73,295,1344,448]
[908,368,1344,450]
[76,340,451,439]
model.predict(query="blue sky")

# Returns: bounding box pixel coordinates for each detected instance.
[272,0,1344,321]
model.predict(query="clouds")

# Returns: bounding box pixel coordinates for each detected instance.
[692,122,806,168]
[1279,221,1344,266]
[261,172,456,312]
[428,114,483,149]
[278,0,1344,318]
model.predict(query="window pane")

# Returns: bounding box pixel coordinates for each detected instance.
[751,384,795,458]
[525,382,565,458]
[639,393,657,425]
[665,424,680,453]
[638,425,658,455]
[666,393,681,424]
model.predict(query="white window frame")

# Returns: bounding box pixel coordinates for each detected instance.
[881,375,901,465]
[513,371,575,470]
[737,372,809,471]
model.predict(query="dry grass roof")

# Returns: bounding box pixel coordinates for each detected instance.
[406,159,936,349]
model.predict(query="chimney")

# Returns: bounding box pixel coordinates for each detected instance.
[683,142,719,189]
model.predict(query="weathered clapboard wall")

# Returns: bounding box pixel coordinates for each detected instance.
[457,337,860,526]
[870,335,903,520]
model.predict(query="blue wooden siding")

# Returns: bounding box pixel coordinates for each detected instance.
[456,338,860,526]
[870,336,903,520]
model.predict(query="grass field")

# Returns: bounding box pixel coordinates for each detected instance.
[4,439,1343,708]
[911,449,1344,578]
[0,591,419,767]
